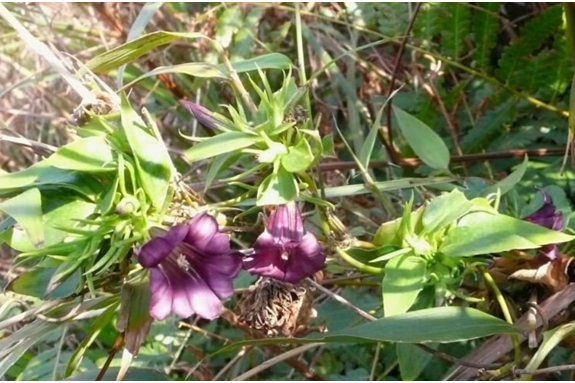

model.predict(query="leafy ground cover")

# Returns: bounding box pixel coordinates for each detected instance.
[1,2,575,381]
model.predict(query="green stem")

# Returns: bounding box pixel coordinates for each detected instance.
[214,42,258,114]
[480,266,522,365]
[295,3,313,129]
[336,248,385,275]
[212,191,254,208]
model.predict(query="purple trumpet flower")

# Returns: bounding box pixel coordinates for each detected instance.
[243,202,326,284]
[138,213,241,321]
[524,192,564,260]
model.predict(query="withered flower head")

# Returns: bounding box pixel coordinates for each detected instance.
[243,202,325,284]
[138,213,241,321]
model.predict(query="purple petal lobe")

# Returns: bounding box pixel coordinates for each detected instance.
[149,268,173,321]
[187,274,224,320]
[243,246,287,281]
[268,202,304,243]
[141,214,238,321]
[139,238,174,268]
[139,225,189,268]
[186,213,218,250]
[285,233,325,284]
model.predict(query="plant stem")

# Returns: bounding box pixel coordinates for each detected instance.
[480,266,522,365]
[295,3,313,129]
[336,248,385,275]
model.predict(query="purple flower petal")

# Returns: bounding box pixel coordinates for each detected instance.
[523,191,565,262]
[139,225,189,268]
[140,214,239,321]
[186,274,224,320]
[186,213,219,250]
[524,192,563,231]
[268,202,304,243]
[243,245,287,281]
[287,233,325,282]
[244,203,326,283]
[149,268,173,321]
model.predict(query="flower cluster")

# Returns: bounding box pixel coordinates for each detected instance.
[138,203,325,321]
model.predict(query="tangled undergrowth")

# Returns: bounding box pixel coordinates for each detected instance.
[2,3,575,381]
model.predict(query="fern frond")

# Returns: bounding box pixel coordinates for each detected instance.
[441,3,471,60]
[496,5,563,85]
[472,2,500,72]
[413,3,442,48]
[461,99,517,153]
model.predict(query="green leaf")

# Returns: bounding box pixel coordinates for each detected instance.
[324,177,454,198]
[117,282,153,355]
[82,31,207,74]
[46,136,115,172]
[66,367,170,381]
[117,2,164,88]
[257,167,298,206]
[393,106,450,170]
[213,307,519,354]
[220,53,292,73]
[383,254,427,317]
[1,195,96,252]
[359,104,385,169]
[397,343,433,381]
[122,62,226,90]
[422,189,473,234]
[281,138,314,173]
[120,94,173,209]
[184,131,260,162]
[204,152,239,192]
[440,211,575,257]
[8,266,79,299]
[65,302,120,377]
[321,134,335,157]
[18,350,95,381]
[522,321,575,374]
[480,156,528,197]
[0,188,44,247]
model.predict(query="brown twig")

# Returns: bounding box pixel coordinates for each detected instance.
[318,148,565,171]
[96,332,125,381]
[220,309,326,380]
[427,79,468,175]
[516,364,575,376]
[383,2,421,163]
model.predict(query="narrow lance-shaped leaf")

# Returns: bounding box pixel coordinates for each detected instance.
[117,2,164,88]
[184,131,261,162]
[82,31,208,74]
[480,155,528,197]
[393,106,450,170]
[120,93,173,209]
[359,103,386,169]
[212,306,519,354]
[46,136,115,172]
[441,211,575,257]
